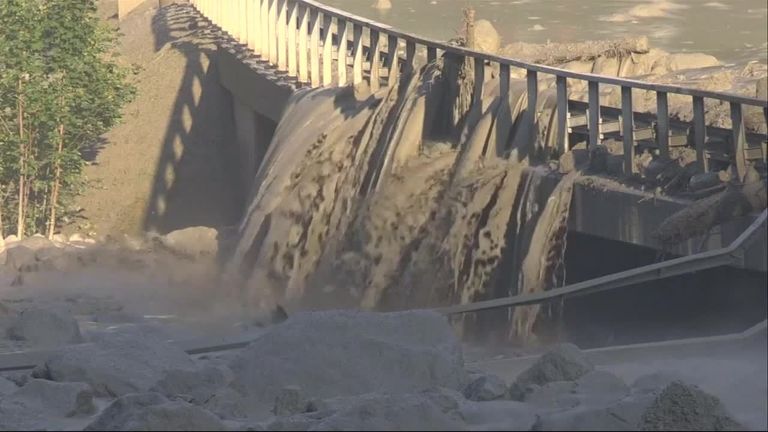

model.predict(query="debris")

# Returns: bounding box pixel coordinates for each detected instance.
[84,392,226,431]
[463,374,508,401]
[639,381,745,431]
[40,330,195,397]
[228,310,467,416]
[509,343,594,400]
[11,379,96,417]
[6,307,83,348]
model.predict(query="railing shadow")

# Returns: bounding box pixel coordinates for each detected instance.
[142,3,243,235]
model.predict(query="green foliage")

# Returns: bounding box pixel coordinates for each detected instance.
[0,0,135,237]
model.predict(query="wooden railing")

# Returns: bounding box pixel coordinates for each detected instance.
[190,0,768,181]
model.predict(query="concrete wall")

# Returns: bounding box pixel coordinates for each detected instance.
[232,99,276,199]
[217,47,295,123]
[217,46,293,201]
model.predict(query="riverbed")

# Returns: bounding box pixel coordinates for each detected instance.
[324,0,768,65]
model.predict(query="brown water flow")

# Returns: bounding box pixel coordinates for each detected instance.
[228,56,578,341]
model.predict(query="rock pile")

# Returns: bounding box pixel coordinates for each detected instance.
[0,310,751,430]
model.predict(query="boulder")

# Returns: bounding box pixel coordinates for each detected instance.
[150,365,233,405]
[34,246,74,271]
[639,381,744,431]
[3,245,37,271]
[228,310,467,417]
[273,385,309,416]
[11,379,95,417]
[158,226,219,258]
[463,374,508,402]
[85,392,226,431]
[472,20,500,54]
[664,53,721,72]
[6,307,83,347]
[40,330,195,397]
[0,376,18,395]
[509,343,594,401]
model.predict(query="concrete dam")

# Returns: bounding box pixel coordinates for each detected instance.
[180,0,768,348]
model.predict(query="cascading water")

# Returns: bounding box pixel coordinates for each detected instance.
[227,55,578,342]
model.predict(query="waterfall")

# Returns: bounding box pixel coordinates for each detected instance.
[228,56,578,342]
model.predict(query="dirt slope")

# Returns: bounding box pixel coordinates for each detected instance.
[74,2,241,237]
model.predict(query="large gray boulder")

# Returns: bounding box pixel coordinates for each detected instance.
[0,379,94,430]
[11,379,95,417]
[157,226,219,258]
[509,343,594,400]
[39,330,195,397]
[228,310,467,417]
[6,307,83,347]
[85,392,226,431]
[3,245,37,271]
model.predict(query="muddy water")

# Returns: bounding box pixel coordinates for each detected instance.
[323,0,768,65]
[228,57,570,341]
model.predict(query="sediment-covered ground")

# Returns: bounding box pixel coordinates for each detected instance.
[0,272,763,431]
